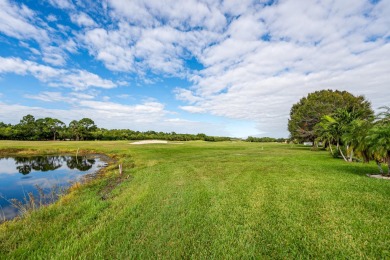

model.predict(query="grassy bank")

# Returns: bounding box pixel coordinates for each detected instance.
[1,141,390,258]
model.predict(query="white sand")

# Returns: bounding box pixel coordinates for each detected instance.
[367,174,390,180]
[130,140,168,145]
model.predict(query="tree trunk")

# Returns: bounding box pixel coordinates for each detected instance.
[329,142,334,155]
[376,160,384,175]
[349,149,354,162]
[388,160,390,176]
[387,155,390,176]
[337,142,348,162]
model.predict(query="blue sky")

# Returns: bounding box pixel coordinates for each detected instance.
[0,0,389,138]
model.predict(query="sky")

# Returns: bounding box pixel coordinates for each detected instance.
[0,0,389,138]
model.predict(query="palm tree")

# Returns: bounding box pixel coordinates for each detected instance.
[315,117,337,155]
[377,106,390,123]
[366,123,390,175]
[317,112,349,161]
[316,107,370,162]
[342,119,372,162]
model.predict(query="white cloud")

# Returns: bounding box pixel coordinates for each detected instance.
[79,1,225,74]
[46,14,57,22]
[54,70,117,90]
[109,0,227,31]
[82,25,138,72]
[41,46,67,66]
[0,99,165,129]
[117,94,130,99]
[0,57,117,90]
[70,12,96,27]
[1,0,389,137]
[61,39,78,54]
[0,0,49,44]
[174,88,202,104]
[24,91,100,105]
[70,92,95,100]
[0,0,79,66]
[77,100,167,123]
[171,0,390,137]
[24,91,72,103]
[48,0,74,10]
[179,106,206,113]
[0,100,228,136]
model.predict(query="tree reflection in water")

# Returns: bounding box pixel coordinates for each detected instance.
[13,156,96,175]
[66,157,95,171]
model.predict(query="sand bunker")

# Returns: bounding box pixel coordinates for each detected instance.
[367,174,390,180]
[130,140,168,145]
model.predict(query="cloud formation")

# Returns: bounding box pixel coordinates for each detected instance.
[0,0,389,137]
[0,57,117,90]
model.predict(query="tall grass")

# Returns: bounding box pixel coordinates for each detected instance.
[0,141,390,258]
[1,184,66,221]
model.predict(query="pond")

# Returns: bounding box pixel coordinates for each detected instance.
[0,155,107,221]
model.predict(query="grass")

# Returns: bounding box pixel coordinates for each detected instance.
[0,140,390,258]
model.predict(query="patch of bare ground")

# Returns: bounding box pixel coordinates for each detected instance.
[130,140,184,145]
[367,174,390,180]
[130,140,168,145]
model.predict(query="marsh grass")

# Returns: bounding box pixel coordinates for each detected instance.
[2,184,67,220]
[0,141,390,258]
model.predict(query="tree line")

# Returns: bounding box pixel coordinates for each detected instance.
[288,89,390,175]
[0,115,232,142]
[246,136,286,143]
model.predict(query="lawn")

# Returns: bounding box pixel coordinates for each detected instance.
[0,140,389,258]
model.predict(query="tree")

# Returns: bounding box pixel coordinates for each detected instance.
[17,114,37,140]
[288,90,373,142]
[316,113,349,160]
[320,106,390,175]
[51,118,65,141]
[68,118,96,141]
[78,118,97,140]
[0,122,14,140]
[315,116,338,155]
[365,107,390,175]
[342,119,373,162]
[68,120,81,141]
[315,107,374,161]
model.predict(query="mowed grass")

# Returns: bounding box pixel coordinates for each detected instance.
[0,140,390,258]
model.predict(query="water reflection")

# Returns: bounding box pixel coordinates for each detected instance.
[11,156,96,175]
[66,157,95,171]
[0,155,106,221]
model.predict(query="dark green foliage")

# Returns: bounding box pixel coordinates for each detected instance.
[246,136,286,142]
[288,90,373,142]
[0,115,231,142]
[314,105,390,173]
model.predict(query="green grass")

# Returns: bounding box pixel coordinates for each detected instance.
[1,140,390,258]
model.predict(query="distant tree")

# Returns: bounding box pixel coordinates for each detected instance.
[68,120,81,141]
[288,90,373,143]
[17,114,37,140]
[195,133,205,140]
[0,115,232,142]
[246,136,285,142]
[0,122,14,140]
[46,118,65,141]
[78,118,97,140]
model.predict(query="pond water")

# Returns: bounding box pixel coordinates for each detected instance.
[0,155,107,221]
